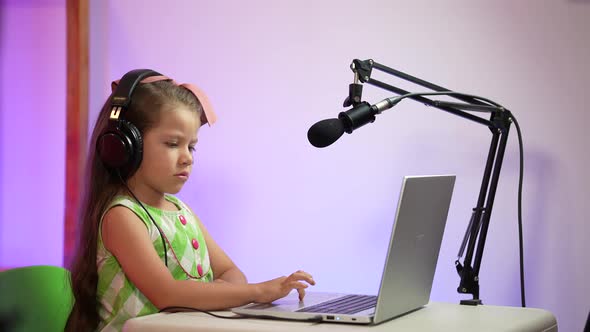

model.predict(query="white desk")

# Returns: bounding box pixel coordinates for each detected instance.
[123,302,557,332]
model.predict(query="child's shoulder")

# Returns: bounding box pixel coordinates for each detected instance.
[110,194,136,205]
[102,195,146,220]
[165,195,202,220]
[105,195,142,212]
[165,194,192,212]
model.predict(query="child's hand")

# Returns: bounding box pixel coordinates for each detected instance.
[254,270,315,303]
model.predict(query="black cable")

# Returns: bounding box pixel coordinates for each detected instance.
[159,306,323,322]
[159,306,250,319]
[117,172,168,266]
[400,91,505,108]
[510,115,526,308]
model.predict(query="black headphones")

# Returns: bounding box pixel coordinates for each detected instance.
[96,69,170,266]
[96,69,162,179]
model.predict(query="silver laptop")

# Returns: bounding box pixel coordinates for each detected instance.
[232,175,455,325]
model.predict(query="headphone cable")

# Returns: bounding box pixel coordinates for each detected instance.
[117,172,169,267]
[159,306,323,322]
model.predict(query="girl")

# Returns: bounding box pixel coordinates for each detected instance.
[66,71,315,332]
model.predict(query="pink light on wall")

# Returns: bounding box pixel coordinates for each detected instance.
[0,0,66,267]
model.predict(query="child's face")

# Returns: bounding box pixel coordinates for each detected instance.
[133,106,202,195]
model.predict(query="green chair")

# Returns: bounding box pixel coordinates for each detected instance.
[0,265,73,332]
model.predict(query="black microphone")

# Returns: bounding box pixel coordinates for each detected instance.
[307,98,402,148]
[307,118,346,148]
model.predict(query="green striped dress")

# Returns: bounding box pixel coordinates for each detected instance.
[96,195,214,332]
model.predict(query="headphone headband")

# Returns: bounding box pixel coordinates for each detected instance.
[110,74,217,127]
[111,69,162,109]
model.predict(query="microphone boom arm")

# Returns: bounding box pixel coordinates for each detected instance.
[351,59,513,305]
[354,59,498,127]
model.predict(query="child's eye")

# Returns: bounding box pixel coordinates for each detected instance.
[166,142,179,148]
[189,145,196,152]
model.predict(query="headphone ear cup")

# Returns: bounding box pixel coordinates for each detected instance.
[119,120,143,178]
[96,120,143,178]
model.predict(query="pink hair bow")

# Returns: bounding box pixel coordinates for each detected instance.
[111,75,217,127]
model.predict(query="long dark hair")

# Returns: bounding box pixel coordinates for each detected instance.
[66,80,202,331]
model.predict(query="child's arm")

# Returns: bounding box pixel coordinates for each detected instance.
[102,206,314,310]
[189,208,247,284]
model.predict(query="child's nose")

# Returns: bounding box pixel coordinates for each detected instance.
[181,149,193,165]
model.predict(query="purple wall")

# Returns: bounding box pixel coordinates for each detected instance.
[0,1,4,254]
[0,0,66,267]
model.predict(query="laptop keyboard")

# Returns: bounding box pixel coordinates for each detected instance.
[296,294,377,315]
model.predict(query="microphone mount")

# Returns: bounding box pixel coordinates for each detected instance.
[345,59,514,306]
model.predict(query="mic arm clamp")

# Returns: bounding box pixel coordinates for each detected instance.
[349,59,513,306]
